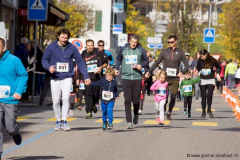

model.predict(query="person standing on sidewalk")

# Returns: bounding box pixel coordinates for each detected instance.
[42,28,90,131]
[197,49,221,119]
[0,38,28,159]
[114,34,149,129]
[145,35,189,120]
[225,59,237,91]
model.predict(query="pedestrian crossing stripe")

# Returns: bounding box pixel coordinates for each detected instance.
[95,119,123,123]
[192,122,217,126]
[31,0,45,10]
[143,120,170,125]
[45,117,77,122]
[17,116,31,121]
[196,109,215,112]
[166,108,179,111]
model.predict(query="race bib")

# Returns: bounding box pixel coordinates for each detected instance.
[70,85,73,92]
[102,91,113,101]
[87,64,97,73]
[183,85,192,92]
[125,55,137,64]
[156,87,166,96]
[0,85,10,98]
[142,68,145,74]
[166,68,177,76]
[56,63,69,72]
[103,68,106,74]
[201,69,211,75]
[79,83,85,90]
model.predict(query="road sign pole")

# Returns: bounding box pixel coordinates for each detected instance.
[31,20,38,102]
[154,0,158,57]
[208,0,212,52]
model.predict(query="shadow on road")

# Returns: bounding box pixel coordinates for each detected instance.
[212,127,240,132]
[71,127,102,130]
[6,156,64,160]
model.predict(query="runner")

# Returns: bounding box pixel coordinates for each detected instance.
[80,39,108,119]
[145,35,189,120]
[0,37,28,158]
[225,59,237,91]
[235,65,240,98]
[98,40,114,67]
[42,28,90,131]
[197,49,221,118]
[192,51,201,103]
[114,34,149,129]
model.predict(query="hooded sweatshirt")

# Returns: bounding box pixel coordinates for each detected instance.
[114,43,149,80]
[0,50,28,104]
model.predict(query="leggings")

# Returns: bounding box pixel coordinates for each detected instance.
[78,90,85,106]
[183,96,192,112]
[199,84,215,113]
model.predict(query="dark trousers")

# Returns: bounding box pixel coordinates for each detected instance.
[78,90,85,106]
[85,79,100,113]
[200,84,215,113]
[183,96,192,112]
[39,76,50,104]
[28,72,38,95]
[122,79,142,123]
[146,76,152,95]
[164,78,179,113]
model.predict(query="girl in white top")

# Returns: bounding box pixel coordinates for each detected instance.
[235,64,240,98]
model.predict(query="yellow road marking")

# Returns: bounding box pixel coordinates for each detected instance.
[17,116,31,121]
[95,119,123,123]
[167,108,179,111]
[45,117,77,122]
[196,109,215,112]
[192,122,218,126]
[143,120,170,125]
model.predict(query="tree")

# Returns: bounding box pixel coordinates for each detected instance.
[218,0,240,61]
[44,0,94,46]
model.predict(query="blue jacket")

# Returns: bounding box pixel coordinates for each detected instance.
[104,50,114,66]
[91,77,119,103]
[0,50,28,104]
[14,43,28,68]
[42,40,89,80]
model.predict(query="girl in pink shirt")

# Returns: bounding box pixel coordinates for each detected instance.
[150,71,168,125]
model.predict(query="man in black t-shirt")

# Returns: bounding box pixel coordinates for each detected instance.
[80,39,108,119]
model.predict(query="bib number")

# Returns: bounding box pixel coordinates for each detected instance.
[87,64,97,73]
[166,68,177,76]
[126,55,137,64]
[56,63,69,72]
[142,68,145,74]
[79,83,85,90]
[183,85,192,92]
[156,87,166,96]
[70,85,73,92]
[201,69,211,75]
[103,68,106,74]
[102,91,113,101]
[0,85,10,98]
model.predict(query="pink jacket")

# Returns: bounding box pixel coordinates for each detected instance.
[150,80,168,102]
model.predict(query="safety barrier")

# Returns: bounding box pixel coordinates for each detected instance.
[222,87,240,122]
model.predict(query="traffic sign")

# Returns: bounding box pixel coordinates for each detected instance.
[156,28,167,33]
[157,20,168,24]
[71,40,83,52]
[147,43,163,49]
[113,24,123,34]
[28,0,48,21]
[118,34,128,46]
[204,28,215,43]
[157,25,167,29]
[147,37,161,44]
[155,33,163,37]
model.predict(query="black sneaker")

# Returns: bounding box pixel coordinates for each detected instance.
[207,110,214,118]
[103,123,107,131]
[13,133,22,145]
[166,113,172,120]
[39,99,43,106]
[201,113,206,118]
[133,114,139,125]
[92,105,97,113]
[85,112,92,119]
[108,123,113,129]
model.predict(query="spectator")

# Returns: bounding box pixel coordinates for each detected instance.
[225,58,237,91]
[14,37,29,69]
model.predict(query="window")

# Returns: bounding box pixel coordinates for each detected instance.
[95,10,102,32]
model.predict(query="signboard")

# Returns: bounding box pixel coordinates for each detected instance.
[147,37,161,44]
[211,54,221,61]
[0,22,6,46]
[118,34,128,46]
[113,24,123,34]
[204,28,215,43]
[147,43,163,49]
[157,20,168,24]
[156,28,167,33]
[157,25,167,29]
[155,33,163,37]
[27,0,48,21]
[69,38,85,53]
[114,3,124,13]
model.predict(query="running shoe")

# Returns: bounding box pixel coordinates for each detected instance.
[133,114,139,125]
[69,110,74,116]
[103,123,107,131]
[108,123,113,129]
[166,113,172,120]
[127,122,133,129]
[195,100,199,103]
[93,105,98,113]
[159,119,164,125]
[156,117,160,124]
[78,106,82,110]
[207,110,214,118]
[187,112,191,118]
[85,112,92,119]
[97,104,101,111]
[13,133,22,145]
[200,113,206,118]
[54,121,61,131]
[138,109,142,115]
[183,110,187,115]
[63,121,71,131]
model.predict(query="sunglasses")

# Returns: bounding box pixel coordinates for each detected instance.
[98,45,104,47]
[168,41,175,44]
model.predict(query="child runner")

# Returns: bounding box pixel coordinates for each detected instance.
[179,71,200,117]
[150,71,168,125]
[91,68,119,130]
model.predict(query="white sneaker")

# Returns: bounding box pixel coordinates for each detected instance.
[138,109,142,115]
[67,113,70,118]
[69,110,74,116]
[195,100,199,103]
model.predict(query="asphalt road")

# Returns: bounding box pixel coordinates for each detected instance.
[2,92,240,160]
